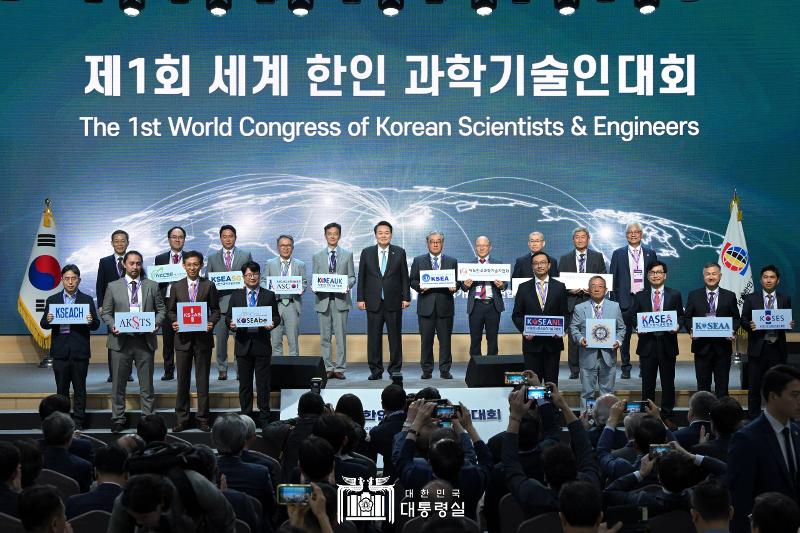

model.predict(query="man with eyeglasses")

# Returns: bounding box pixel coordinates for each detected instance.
[511,231,559,280]
[609,222,658,379]
[153,226,187,381]
[630,261,684,417]
[265,234,307,357]
[96,229,134,383]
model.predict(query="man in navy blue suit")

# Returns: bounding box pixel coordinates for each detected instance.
[41,412,93,493]
[40,264,100,429]
[65,444,126,518]
[462,236,507,357]
[152,225,187,381]
[609,222,658,379]
[727,364,800,533]
[0,442,21,518]
[96,229,133,383]
[368,384,407,479]
[37,395,93,465]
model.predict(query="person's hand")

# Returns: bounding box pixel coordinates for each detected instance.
[418,287,428,293]
[579,409,591,430]
[172,321,180,332]
[448,287,457,293]
[508,388,532,419]
[406,398,423,422]
[412,401,435,431]
[456,402,473,430]
[547,382,567,411]
[791,320,796,329]
[608,399,626,426]
[357,301,366,311]
[46,312,54,323]
[401,300,411,309]
[111,327,120,336]
[524,335,534,341]
[639,452,655,477]
[229,322,237,331]
[522,370,540,386]
[580,337,588,347]
[463,279,473,289]
[286,501,310,526]
[309,483,328,519]
[265,323,276,330]
[698,425,710,445]
[219,473,228,491]
[86,314,94,324]
[494,280,504,288]
[689,329,695,339]
[599,521,623,533]
[644,399,662,422]
[671,440,694,460]
[324,403,335,415]
[750,320,757,330]
[206,322,214,332]
[612,341,621,349]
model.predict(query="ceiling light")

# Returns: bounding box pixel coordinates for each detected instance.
[472,0,496,16]
[379,0,402,16]
[207,0,232,16]
[555,0,578,15]
[289,0,313,16]
[119,0,144,16]
[634,0,658,14]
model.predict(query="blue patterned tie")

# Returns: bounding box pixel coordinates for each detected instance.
[248,290,256,307]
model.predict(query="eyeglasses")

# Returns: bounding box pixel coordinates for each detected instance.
[626,230,642,235]
[243,273,260,278]
[648,271,665,276]
[532,261,550,267]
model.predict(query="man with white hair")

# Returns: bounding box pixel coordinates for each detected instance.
[512,231,559,279]
[608,222,658,379]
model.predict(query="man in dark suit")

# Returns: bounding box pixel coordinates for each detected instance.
[741,264,795,418]
[609,222,658,379]
[674,391,715,450]
[511,231,559,279]
[691,396,744,462]
[462,235,506,356]
[630,260,683,416]
[368,384,407,479]
[37,395,94,464]
[41,412,93,493]
[153,225,187,381]
[684,262,741,397]
[727,364,800,533]
[65,444,126,519]
[558,227,607,379]
[512,251,569,385]
[96,229,132,382]
[409,231,460,379]
[0,442,21,517]
[225,261,281,425]
[168,251,221,432]
[40,265,100,429]
[356,220,411,380]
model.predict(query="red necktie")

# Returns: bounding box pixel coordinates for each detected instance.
[478,258,486,299]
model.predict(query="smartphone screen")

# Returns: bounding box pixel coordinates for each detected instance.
[626,401,646,413]
[527,386,546,401]
[277,484,312,505]
[504,372,526,385]
[434,405,456,419]
[585,399,596,410]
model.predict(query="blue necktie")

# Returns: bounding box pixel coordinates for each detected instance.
[248,290,256,307]
[380,250,387,275]
[432,256,439,270]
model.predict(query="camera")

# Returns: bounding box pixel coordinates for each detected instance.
[626,401,648,413]
[526,385,552,402]
[649,443,672,458]
[504,372,526,386]
[310,377,322,395]
[277,484,312,505]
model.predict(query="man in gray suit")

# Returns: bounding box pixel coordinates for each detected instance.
[461,235,506,356]
[558,227,607,379]
[569,275,626,407]
[311,223,355,379]
[265,234,307,356]
[100,251,166,433]
[206,225,252,380]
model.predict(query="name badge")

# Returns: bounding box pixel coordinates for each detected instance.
[632,269,644,284]
[129,306,141,313]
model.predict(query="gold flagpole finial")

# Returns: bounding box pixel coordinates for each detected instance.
[43,198,54,227]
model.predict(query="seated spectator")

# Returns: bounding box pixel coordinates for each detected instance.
[398,398,493,520]
[608,412,645,464]
[603,443,726,516]
[689,479,733,533]
[41,411,93,493]
[191,444,262,533]
[14,438,42,489]
[0,441,21,517]
[264,392,327,475]
[587,394,627,450]
[37,394,93,464]
[750,492,800,533]
[692,396,744,462]
[65,444,127,519]
[297,437,338,530]
[240,414,273,471]
[675,391,715,449]
[136,414,168,444]
[115,434,146,456]
[109,472,235,533]
[502,385,599,520]
[414,386,442,401]
[213,413,276,521]
[368,384,407,478]
[335,393,372,458]
[559,481,620,533]
[313,414,373,484]
[18,485,71,533]
[284,483,333,533]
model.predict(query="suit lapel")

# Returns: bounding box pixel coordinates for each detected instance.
[762,417,794,485]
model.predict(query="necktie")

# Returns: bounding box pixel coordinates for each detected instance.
[281,260,290,276]
[579,253,586,274]
[116,257,124,277]
[60,293,75,335]
[630,248,642,292]
[329,250,336,273]
[536,281,547,307]
[248,290,257,307]
[767,294,779,343]
[224,250,232,271]
[595,303,603,319]
[130,280,139,306]
[707,292,716,317]
[432,256,439,270]
[380,250,387,275]
[767,294,775,309]
[478,258,486,300]
[783,428,796,480]
[172,253,180,264]
[189,281,198,302]
[653,290,661,312]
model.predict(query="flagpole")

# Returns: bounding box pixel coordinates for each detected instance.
[38,199,54,368]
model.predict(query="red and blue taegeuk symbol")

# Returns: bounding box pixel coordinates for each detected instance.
[28,255,61,290]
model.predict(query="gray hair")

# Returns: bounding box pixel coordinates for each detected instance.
[528,231,545,240]
[212,413,248,455]
[588,275,607,288]
[42,411,75,446]
[593,394,619,426]
[474,235,490,246]
[572,227,590,238]
[625,222,643,233]
[623,412,645,440]
[240,414,257,440]
[426,231,444,242]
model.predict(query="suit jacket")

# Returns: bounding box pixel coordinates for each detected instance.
[368,410,407,479]
[461,257,506,314]
[65,482,122,519]
[512,252,559,280]
[557,249,607,313]
[409,254,460,318]
[674,420,712,450]
[217,454,276,520]
[683,287,741,356]
[631,287,684,358]
[727,414,800,533]
[42,446,94,493]
[167,278,221,352]
[225,287,281,357]
[40,291,100,360]
[37,436,94,465]
[311,247,356,312]
[206,247,253,313]
[356,244,411,312]
[95,254,125,309]
[223,488,262,533]
[692,435,731,462]
[100,278,166,353]
[741,290,792,358]
[264,257,307,313]
[569,299,627,368]
[154,250,184,298]
[512,277,569,353]
[608,246,658,311]
[0,484,19,518]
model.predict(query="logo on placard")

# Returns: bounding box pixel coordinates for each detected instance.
[182,305,203,325]
[337,477,395,524]
[721,242,750,276]
[591,323,611,342]
[640,313,674,328]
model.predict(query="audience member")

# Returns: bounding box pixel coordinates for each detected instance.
[15,438,42,489]
[0,441,21,517]
[368,384,407,478]
[611,412,645,463]
[115,434,146,456]
[559,481,621,533]
[136,413,168,444]
[587,394,628,450]
[240,414,275,472]
[750,492,800,533]
[284,483,334,533]
[18,485,71,533]
[37,395,93,464]
[335,393,371,458]
[690,479,733,533]
[267,391,327,476]
[313,414,372,484]
[65,444,127,519]
[296,437,338,530]
[692,396,744,462]
[40,411,93,493]
[675,391,716,449]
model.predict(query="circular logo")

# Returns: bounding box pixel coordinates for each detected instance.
[721,242,749,274]
[422,273,431,282]
[28,255,61,291]
[591,323,611,342]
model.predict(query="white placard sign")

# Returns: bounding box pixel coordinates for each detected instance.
[177,301,207,333]
[231,306,273,328]
[419,269,456,289]
[692,317,733,338]
[753,309,793,330]
[524,315,565,336]
[208,271,245,290]
[114,312,156,333]
[145,264,186,284]
[50,304,90,325]
[457,263,511,282]
[554,273,614,291]
[266,276,304,295]
[636,311,679,333]
[586,318,617,348]
[311,274,348,293]
[511,277,532,296]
